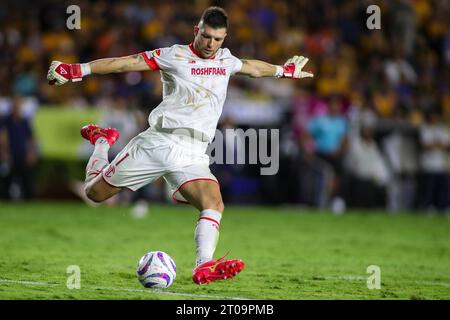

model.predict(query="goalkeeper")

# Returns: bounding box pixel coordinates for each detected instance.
[47,6,313,284]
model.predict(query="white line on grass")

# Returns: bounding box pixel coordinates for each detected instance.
[100,287,251,300]
[0,278,59,286]
[324,276,367,281]
[0,278,251,300]
[415,281,450,288]
[319,276,450,287]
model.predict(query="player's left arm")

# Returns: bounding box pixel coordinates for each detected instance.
[47,54,152,86]
[237,56,314,79]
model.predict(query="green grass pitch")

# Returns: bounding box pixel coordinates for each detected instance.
[0,202,449,300]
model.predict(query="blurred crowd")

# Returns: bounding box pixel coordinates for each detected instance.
[0,0,449,213]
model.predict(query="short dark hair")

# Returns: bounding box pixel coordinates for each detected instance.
[200,6,228,29]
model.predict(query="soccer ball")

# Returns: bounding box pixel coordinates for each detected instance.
[136,251,176,288]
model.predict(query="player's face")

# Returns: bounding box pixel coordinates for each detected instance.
[193,22,227,59]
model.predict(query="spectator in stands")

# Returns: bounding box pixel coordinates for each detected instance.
[418,110,450,212]
[307,95,348,211]
[344,125,390,208]
[381,107,420,212]
[0,95,38,200]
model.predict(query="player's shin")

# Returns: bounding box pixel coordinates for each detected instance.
[194,209,222,266]
[85,138,110,183]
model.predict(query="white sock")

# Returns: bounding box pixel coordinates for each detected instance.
[195,209,222,266]
[85,137,110,184]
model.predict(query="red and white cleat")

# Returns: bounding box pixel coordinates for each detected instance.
[80,124,119,146]
[192,254,245,285]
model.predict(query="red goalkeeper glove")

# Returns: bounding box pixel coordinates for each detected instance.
[277,56,314,79]
[47,61,90,85]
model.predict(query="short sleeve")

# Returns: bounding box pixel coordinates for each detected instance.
[221,48,242,75]
[230,56,243,75]
[230,53,242,75]
[141,47,175,71]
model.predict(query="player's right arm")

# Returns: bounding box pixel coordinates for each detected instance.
[89,54,149,74]
[47,53,150,86]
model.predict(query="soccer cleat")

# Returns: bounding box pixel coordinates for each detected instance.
[192,254,245,284]
[80,124,119,146]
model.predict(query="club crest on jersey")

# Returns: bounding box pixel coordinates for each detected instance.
[191,67,226,76]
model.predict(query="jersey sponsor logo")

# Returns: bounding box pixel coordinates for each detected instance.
[191,67,226,76]
[104,164,115,178]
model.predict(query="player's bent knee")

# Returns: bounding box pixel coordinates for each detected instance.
[84,178,120,203]
[205,199,224,213]
[84,184,105,203]
[217,200,225,213]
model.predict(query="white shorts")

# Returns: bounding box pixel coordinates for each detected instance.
[101,127,218,203]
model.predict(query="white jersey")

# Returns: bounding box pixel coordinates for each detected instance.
[142,44,242,142]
